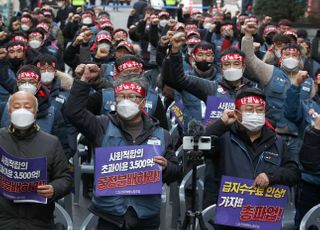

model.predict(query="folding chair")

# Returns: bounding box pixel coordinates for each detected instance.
[195,204,216,230]
[300,204,320,230]
[80,213,99,230]
[54,203,73,230]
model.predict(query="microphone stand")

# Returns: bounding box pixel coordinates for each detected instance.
[181,137,207,230]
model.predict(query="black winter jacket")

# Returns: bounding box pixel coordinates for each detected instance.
[0,127,72,229]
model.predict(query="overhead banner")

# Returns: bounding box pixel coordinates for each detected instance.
[215,176,288,230]
[95,145,162,196]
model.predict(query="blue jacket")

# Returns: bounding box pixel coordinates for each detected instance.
[64,79,181,219]
[205,119,300,187]
[263,67,299,134]
[285,83,320,186]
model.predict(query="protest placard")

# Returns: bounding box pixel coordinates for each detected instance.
[215,176,288,230]
[169,100,184,129]
[203,96,235,125]
[0,147,47,204]
[95,145,162,196]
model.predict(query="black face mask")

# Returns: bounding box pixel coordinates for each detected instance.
[265,36,273,45]
[9,58,23,69]
[195,61,213,72]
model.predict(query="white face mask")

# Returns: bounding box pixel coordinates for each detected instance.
[203,23,211,30]
[223,68,243,81]
[82,17,93,25]
[241,112,265,132]
[282,57,299,70]
[41,71,55,84]
[28,39,42,49]
[116,99,141,120]
[98,43,110,51]
[10,108,35,130]
[159,19,168,27]
[18,83,38,95]
[21,24,30,31]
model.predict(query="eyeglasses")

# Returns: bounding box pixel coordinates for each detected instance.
[115,94,143,102]
[242,105,265,114]
[39,66,55,72]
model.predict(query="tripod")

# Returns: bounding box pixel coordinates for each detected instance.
[181,146,207,230]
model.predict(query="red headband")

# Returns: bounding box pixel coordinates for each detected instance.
[7,45,25,52]
[116,41,134,53]
[12,36,28,43]
[263,26,277,35]
[115,82,146,97]
[17,71,40,81]
[21,17,31,23]
[101,22,113,30]
[235,96,266,108]
[114,30,127,38]
[185,24,197,31]
[96,33,112,43]
[29,32,43,40]
[36,62,56,68]
[174,23,185,31]
[281,47,300,55]
[220,53,244,63]
[186,38,201,45]
[158,12,170,18]
[37,23,50,32]
[99,17,110,23]
[284,30,297,38]
[116,60,143,73]
[221,24,232,31]
[193,47,213,55]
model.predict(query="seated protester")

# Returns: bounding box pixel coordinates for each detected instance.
[205,88,300,229]
[295,116,320,227]
[26,28,62,69]
[63,29,102,70]
[259,25,278,59]
[162,34,255,106]
[101,40,138,82]
[220,23,239,53]
[64,64,181,229]
[87,55,169,130]
[5,40,28,73]
[0,41,27,110]
[262,33,291,67]
[284,71,320,227]
[113,28,129,47]
[0,65,72,158]
[20,14,34,33]
[0,91,72,229]
[277,19,293,34]
[162,35,257,207]
[242,21,311,163]
[91,31,114,65]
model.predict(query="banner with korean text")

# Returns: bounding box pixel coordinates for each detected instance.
[95,145,162,196]
[204,96,234,124]
[215,176,288,230]
[0,147,47,203]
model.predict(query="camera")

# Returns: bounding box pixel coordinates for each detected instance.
[183,136,212,150]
